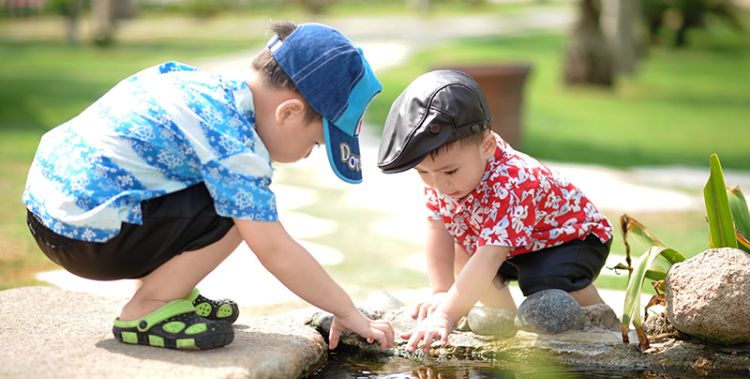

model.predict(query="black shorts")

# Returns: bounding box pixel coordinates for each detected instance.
[27,183,234,281]
[498,234,611,296]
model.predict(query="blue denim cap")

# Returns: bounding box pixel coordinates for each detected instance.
[268,23,382,184]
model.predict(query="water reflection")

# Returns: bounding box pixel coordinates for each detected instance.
[309,351,570,379]
[308,350,746,379]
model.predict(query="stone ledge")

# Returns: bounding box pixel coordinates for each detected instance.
[5,286,750,378]
[0,286,326,379]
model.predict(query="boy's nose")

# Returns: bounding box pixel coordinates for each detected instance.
[434,177,451,193]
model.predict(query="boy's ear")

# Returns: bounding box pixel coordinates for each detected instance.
[480,131,495,158]
[274,98,305,125]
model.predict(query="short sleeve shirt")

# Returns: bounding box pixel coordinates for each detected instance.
[23,61,277,242]
[426,133,612,257]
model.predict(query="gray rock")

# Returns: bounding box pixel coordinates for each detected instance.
[666,248,750,345]
[362,290,405,317]
[514,289,584,334]
[466,306,517,339]
[306,306,390,351]
[581,303,621,331]
[643,311,675,336]
[455,316,471,332]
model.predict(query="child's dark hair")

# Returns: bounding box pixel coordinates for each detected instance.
[429,122,491,160]
[252,20,320,123]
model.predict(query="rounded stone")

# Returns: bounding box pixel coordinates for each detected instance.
[466,306,517,339]
[514,289,584,334]
[666,248,750,344]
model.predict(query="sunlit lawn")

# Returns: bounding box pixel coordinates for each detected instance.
[0,11,747,292]
[368,23,750,170]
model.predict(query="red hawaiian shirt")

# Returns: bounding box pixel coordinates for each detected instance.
[426,133,612,257]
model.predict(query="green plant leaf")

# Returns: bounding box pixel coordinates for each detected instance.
[621,246,685,349]
[728,186,750,253]
[704,154,738,249]
[620,214,665,247]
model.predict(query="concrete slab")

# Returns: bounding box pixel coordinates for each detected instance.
[0,286,326,379]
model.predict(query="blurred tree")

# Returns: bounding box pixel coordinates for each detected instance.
[296,0,334,14]
[49,0,85,44]
[90,0,136,47]
[601,0,641,74]
[409,0,431,14]
[564,0,615,87]
[643,0,744,48]
[643,0,669,44]
[92,0,115,46]
[185,0,224,17]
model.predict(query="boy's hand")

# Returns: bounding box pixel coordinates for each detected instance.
[401,310,453,353]
[411,292,447,321]
[328,309,394,350]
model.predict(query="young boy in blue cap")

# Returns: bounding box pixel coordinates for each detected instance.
[378,70,612,352]
[23,21,394,351]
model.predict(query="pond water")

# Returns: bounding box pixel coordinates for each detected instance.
[308,350,744,379]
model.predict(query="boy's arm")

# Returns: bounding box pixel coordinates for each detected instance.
[426,218,455,292]
[412,218,455,320]
[233,218,394,349]
[404,245,509,352]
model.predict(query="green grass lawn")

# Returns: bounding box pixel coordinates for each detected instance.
[0,11,747,291]
[368,24,750,170]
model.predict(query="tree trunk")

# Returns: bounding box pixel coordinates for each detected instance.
[92,0,115,47]
[64,0,83,45]
[409,0,431,14]
[563,0,615,87]
[601,0,640,74]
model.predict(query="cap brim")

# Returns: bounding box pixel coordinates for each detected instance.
[324,118,362,184]
[378,154,425,174]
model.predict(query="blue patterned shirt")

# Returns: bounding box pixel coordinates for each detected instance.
[23,61,278,242]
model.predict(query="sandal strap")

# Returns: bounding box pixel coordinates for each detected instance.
[184,288,201,303]
[114,299,195,332]
[185,288,239,323]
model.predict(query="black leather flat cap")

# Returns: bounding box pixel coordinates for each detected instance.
[377,70,491,173]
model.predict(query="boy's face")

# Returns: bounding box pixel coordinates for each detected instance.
[414,134,495,200]
[286,118,325,162]
[273,116,325,163]
[257,95,325,163]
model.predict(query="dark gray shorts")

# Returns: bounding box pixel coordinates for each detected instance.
[498,234,611,296]
[27,183,234,280]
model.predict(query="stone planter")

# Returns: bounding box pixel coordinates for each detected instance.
[438,64,532,148]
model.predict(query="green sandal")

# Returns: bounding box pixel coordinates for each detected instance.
[185,288,240,324]
[112,299,234,350]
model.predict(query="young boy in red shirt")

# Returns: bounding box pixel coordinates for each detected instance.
[377,70,612,352]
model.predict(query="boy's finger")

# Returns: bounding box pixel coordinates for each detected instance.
[400,326,416,340]
[369,329,388,349]
[418,305,429,321]
[372,323,392,346]
[328,327,341,350]
[375,329,393,350]
[411,303,422,319]
[406,331,422,352]
[383,323,395,346]
[421,331,434,352]
[440,329,449,345]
